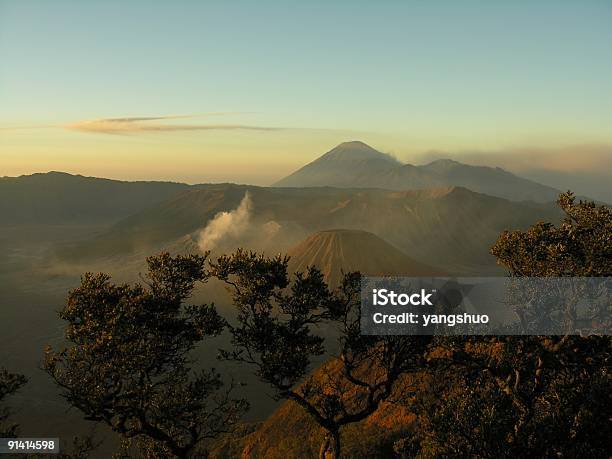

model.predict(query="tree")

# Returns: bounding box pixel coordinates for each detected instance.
[209,249,431,459]
[397,192,611,457]
[0,367,27,438]
[490,191,610,277]
[44,252,248,458]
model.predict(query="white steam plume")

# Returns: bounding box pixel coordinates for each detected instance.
[197,192,252,251]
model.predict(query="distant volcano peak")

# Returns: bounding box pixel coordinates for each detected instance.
[321,141,399,161]
[334,140,378,151]
[274,141,400,188]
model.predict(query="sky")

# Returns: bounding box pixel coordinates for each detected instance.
[1,0,611,187]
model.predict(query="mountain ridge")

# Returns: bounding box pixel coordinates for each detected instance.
[0,171,191,226]
[274,141,561,202]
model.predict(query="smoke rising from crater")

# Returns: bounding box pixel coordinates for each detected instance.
[197,192,252,251]
[195,192,304,253]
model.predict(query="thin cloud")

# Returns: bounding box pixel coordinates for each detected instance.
[65,114,282,134]
[92,115,193,123]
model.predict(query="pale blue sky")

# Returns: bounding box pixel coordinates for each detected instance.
[1,0,611,183]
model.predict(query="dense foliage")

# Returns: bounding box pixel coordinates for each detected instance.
[490,191,610,276]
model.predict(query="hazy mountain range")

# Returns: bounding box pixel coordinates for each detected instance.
[274,141,562,203]
[1,142,570,276]
[1,141,572,229]
[51,183,560,275]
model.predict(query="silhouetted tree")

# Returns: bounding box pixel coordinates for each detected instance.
[210,249,431,459]
[44,252,248,458]
[0,367,27,438]
[396,192,611,457]
[491,191,610,277]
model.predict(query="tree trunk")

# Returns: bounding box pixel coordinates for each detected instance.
[319,433,330,459]
[331,430,340,459]
[319,430,341,459]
